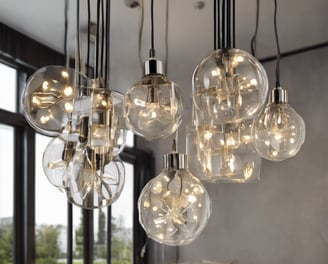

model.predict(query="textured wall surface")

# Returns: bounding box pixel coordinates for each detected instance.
[176,47,328,264]
[143,47,328,264]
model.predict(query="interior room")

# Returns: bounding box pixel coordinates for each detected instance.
[0,0,328,263]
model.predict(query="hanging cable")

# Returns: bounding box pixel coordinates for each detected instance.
[100,0,105,79]
[138,0,144,71]
[227,0,231,48]
[274,0,281,87]
[149,0,155,57]
[214,0,217,50]
[87,0,91,77]
[76,0,81,72]
[232,0,235,48]
[217,0,221,49]
[164,0,169,74]
[222,0,226,48]
[105,0,111,88]
[64,0,69,67]
[250,0,260,56]
[95,0,101,78]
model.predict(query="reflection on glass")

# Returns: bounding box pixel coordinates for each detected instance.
[125,130,135,148]
[0,124,14,263]
[35,134,68,263]
[111,162,134,263]
[0,63,16,112]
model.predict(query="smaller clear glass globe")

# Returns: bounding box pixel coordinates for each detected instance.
[253,103,305,161]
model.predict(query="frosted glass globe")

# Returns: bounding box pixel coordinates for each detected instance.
[193,48,268,124]
[22,66,87,136]
[42,131,79,190]
[66,146,125,209]
[138,159,211,246]
[124,74,183,141]
[253,103,305,161]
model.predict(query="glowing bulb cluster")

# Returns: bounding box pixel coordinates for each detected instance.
[22,66,84,136]
[22,68,127,209]
[138,147,211,246]
[253,87,305,161]
[187,48,267,183]
[124,58,183,141]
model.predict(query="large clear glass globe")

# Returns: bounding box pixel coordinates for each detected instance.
[124,74,183,141]
[66,146,125,209]
[42,131,79,190]
[22,66,88,136]
[193,48,268,124]
[138,168,211,246]
[253,103,306,161]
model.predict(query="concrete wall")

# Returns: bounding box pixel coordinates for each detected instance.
[142,47,328,264]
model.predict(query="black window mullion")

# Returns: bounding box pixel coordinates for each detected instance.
[107,206,112,264]
[67,202,73,264]
[83,209,94,264]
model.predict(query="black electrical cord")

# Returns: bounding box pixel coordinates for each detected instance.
[101,0,105,79]
[87,0,91,77]
[227,0,231,48]
[214,0,217,50]
[274,0,281,87]
[64,0,68,65]
[250,0,260,56]
[95,0,101,78]
[105,0,110,87]
[222,0,226,48]
[232,0,235,48]
[149,0,155,57]
[76,0,81,72]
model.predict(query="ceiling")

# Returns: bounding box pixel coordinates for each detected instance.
[0,0,327,94]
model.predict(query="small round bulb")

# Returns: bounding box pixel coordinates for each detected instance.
[253,87,305,161]
[124,59,183,141]
[138,152,211,246]
[22,66,88,136]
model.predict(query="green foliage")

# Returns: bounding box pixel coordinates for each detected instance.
[35,224,60,264]
[0,222,13,264]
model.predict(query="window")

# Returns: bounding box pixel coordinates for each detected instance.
[0,24,153,263]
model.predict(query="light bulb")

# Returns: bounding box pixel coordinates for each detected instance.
[138,150,211,246]
[193,48,268,124]
[21,65,88,136]
[66,146,125,209]
[42,128,79,191]
[253,87,305,161]
[124,58,183,141]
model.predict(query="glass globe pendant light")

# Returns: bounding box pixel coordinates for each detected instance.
[124,0,183,141]
[66,79,125,209]
[253,0,305,161]
[192,0,268,125]
[138,140,211,246]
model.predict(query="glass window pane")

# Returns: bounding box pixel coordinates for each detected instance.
[73,206,83,264]
[94,208,108,263]
[0,124,14,263]
[125,131,134,148]
[0,63,17,112]
[111,162,134,263]
[35,134,68,264]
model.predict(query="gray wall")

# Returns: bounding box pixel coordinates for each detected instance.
[142,47,328,264]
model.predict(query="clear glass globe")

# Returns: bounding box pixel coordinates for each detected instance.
[187,120,261,183]
[193,48,268,124]
[42,131,79,190]
[253,103,306,161]
[124,74,183,141]
[138,165,211,246]
[22,66,88,136]
[66,146,125,209]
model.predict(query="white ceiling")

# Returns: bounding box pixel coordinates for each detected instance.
[0,0,327,94]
